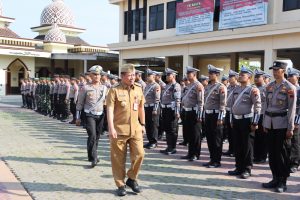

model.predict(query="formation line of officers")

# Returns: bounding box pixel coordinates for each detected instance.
[19,61,299,196]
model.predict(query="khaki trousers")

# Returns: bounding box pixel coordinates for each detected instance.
[110,134,145,187]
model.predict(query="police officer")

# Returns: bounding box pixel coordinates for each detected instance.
[69,77,79,124]
[180,66,204,161]
[143,69,161,149]
[154,71,166,140]
[20,79,26,108]
[160,68,181,155]
[203,65,227,168]
[179,76,189,146]
[263,73,271,85]
[108,74,119,87]
[76,65,108,168]
[262,61,296,193]
[52,75,60,118]
[221,74,229,87]
[61,75,70,122]
[135,70,146,91]
[199,75,209,88]
[228,66,261,179]
[253,69,268,164]
[78,73,87,128]
[223,70,239,157]
[106,64,145,196]
[287,68,300,173]
[101,71,112,89]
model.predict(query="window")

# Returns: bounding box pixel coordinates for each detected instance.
[124,11,128,35]
[283,0,300,11]
[167,1,176,29]
[149,4,164,31]
[124,9,142,35]
[214,0,220,22]
[139,8,145,33]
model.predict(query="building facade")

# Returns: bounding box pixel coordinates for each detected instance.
[0,0,119,95]
[109,0,300,78]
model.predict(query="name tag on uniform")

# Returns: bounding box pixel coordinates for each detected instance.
[133,103,138,111]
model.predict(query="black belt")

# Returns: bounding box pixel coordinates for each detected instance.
[265,111,287,117]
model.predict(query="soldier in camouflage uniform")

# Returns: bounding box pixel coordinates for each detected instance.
[287,68,300,173]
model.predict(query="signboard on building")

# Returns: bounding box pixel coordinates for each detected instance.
[219,0,268,30]
[176,0,214,35]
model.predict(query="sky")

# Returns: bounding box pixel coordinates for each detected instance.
[2,0,119,46]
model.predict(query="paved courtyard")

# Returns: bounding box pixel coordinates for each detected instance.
[0,96,299,200]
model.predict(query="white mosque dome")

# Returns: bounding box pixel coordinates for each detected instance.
[40,0,75,26]
[44,23,66,43]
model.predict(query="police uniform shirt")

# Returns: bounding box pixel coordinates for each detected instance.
[102,81,112,89]
[53,82,59,94]
[20,83,26,94]
[69,84,79,102]
[181,81,204,116]
[226,84,239,110]
[106,82,145,136]
[161,82,181,112]
[204,82,227,111]
[263,79,297,131]
[137,80,146,92]
[144,82,161,111]
[257,85,267,115]
[76,83,107,116]
[231,85,261,116]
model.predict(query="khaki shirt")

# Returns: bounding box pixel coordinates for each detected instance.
[106,82,145,136]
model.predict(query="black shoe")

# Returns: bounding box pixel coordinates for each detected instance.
[148,143,157,149]
[262,179,279,189]
[188,155,198,162]
[116,186,127,196]
[91,160,98,168]
[240,171,251,179]
[202,161,213,167]
[126,178,141,193]
[223,151,234,157]
[88,158,99,162]
[228,169,242,176]
[160,148,176,155]
[275,182,287,193]
[207,162,221,168]
[290,166,298,173]
[178,142,188,146]
[180,155,192,160]
[254,159,267,164]
[144,143,157,149]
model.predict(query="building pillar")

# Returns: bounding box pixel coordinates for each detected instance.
[183,54,193,74]
[50,59,55,76]
[83,60,87,73]
[264,48,277,74]
[230,53,239,71]
[118,51,126,76]
[64,60,69,74]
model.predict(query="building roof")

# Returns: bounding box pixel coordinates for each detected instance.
[40,0,75,26]
[44,23,66,43]
[35,35,89,45]
[0,27,20,38]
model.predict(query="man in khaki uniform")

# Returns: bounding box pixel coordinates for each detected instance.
[106,63,146,197]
